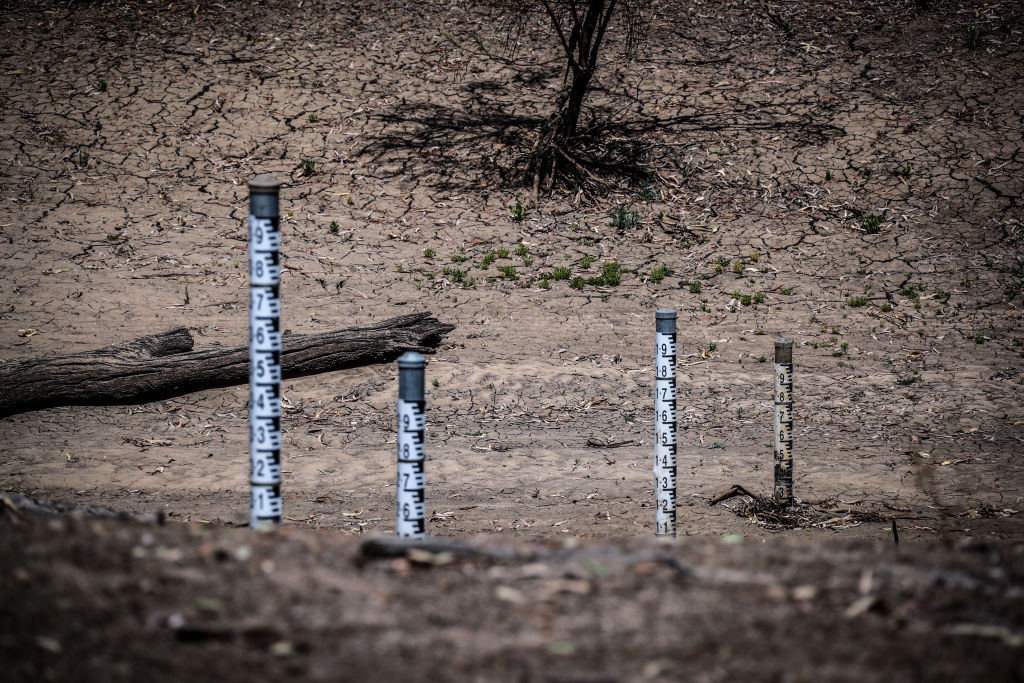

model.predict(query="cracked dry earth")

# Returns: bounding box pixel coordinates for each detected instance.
[1,1,1023,680]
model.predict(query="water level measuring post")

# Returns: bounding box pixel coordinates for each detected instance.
[655,309,678,536]
[773,338,794,505]
[396,352,426,538]
[248,174,283,529]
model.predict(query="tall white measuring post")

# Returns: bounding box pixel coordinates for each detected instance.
[773,338,794,505]
[396,351,427,538]
[654,309,678,536]
[248,174,283,528]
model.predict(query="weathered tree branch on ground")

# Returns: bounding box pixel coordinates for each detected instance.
[0,313,455,417]
[1,492,160,524]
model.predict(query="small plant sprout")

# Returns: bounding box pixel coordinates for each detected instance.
[897,372,921,386]
[329,221,340,234]
[445,268,467,284]
[601,261,622,286]
[963,25,984,49]
[496,246,510,259]
[732,260,745,275]
[522,256,534,267]
[423,247,436,258]
[515,243,529,257]
[753,292,766,304]
[649,264,673,283]
[300,159,316,176]
[432,378,440,387]
[570,276,585,290]
[689,281,702,294]
[479,251,497,269]
[899,285,921,298]
[97,79,108,92]
[860,214,883,234]
[509,201,527,222]
[450,252,468,263]
[847,296,868,307]
[552,266,572,281]
[498,265,518,280]
[881,302,893,312]
[308,113,319,123]
[897,162,912,179]
[609,204,640,229]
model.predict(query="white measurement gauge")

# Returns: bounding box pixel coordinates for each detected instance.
[654,310,678,537]
[248,180,283,528]
[396,351,427,538]
[773,339,794,504]
[396,398,426,537]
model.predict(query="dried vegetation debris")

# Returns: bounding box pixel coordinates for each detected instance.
[709,483,891,530]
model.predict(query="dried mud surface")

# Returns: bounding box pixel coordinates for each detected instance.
[1,0,1023,679]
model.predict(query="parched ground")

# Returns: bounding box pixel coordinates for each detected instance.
[1,0,1023,679]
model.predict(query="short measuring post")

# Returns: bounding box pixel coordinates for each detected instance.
[396,352,426,538]
[654,309,678,536]
[248,174,283,529]
[773,338,794,505]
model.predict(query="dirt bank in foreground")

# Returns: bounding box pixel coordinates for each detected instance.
[2,507,1022,682]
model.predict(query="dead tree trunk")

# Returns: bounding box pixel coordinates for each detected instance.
[0,313,454,417]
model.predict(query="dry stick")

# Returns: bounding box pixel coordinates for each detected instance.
[555,146,609,188]
[0,314,455,417]
[708,484,765,507]
[1,492,160,524]
[360,536,519,562]
[358,537,691,580]
[586,438,635,448]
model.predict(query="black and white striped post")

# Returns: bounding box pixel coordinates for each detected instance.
[654,309,678,536]
[396,352,427,538]
[248,174,283,528]
[773,338,794,505]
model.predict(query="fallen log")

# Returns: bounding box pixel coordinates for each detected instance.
[0,312,454,417]
[2,492,160,524]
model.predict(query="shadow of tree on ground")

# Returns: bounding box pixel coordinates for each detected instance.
[358,94,846,196]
